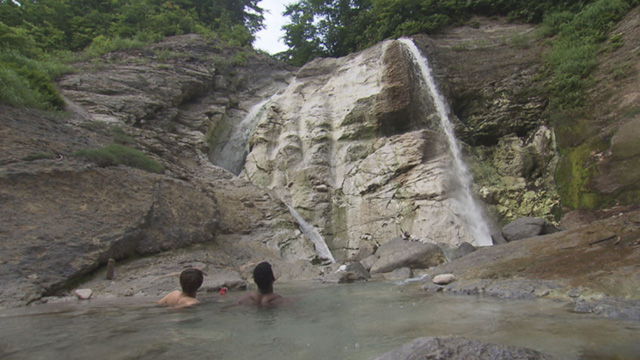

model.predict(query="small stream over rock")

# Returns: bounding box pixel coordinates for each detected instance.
[211,99,270,175]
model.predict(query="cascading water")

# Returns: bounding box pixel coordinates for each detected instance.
[399,38,493,247]
[210,96,336,261]
[213,99,269,174]
[287,205,336,263]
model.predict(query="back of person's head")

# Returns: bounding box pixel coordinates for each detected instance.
[253,262,275,294]
[180,268,204,294]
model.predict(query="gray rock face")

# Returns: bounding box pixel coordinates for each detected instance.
[323,262,371,283]
[370,238,446,274]
[0,35,317,308]
[382,267,414,281]
[0,163,221,306]
[244,39,502,260]
[0,20,568,307]
[368,336,556,360]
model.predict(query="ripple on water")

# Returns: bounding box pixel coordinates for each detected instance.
[0,282,639,360]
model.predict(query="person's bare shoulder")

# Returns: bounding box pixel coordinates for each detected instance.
[157,290,182,306]
[175,296,199,308]
[263,293,290,307]
[235,291,259,306]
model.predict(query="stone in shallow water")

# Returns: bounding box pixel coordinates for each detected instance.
[368,336,557,360]
[74,289,93,300]
[383,267,413,281]
[433,274,456,285]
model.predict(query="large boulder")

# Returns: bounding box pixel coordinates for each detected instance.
[0,162,220,307]
[368,336,556,360]
[370,238,446,274]
[323,262,371,283]
[501,217,559,242]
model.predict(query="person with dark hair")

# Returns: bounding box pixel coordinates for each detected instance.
[158,268,204,308]
[236,262,287,307]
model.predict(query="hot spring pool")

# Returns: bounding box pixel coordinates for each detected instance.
[1,281,639,359]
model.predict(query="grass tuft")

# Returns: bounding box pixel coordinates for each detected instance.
[74,144,164,173]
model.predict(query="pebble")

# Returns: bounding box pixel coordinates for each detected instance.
[433,274,456,285]
[74,289,93,300]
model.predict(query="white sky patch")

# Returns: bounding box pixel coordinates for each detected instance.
[254,0,295,54]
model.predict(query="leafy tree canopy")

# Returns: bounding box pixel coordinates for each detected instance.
[0,0,264,109]
[1,0,264,52]
[279,0,638,66]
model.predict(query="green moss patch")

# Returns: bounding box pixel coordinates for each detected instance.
[555,139,610,210]
[74,144,164,174]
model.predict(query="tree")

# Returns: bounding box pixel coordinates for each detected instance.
[282,0,371,65]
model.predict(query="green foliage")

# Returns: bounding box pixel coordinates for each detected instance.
[111,126,135,145]
[22,152,58,161]
[74,144,165,174]
[281,0,637,67]
[0,0,265,109]
[555,139,610,209]
[82,35,147,59]
[545,0,632,109]
[0,50,68,109]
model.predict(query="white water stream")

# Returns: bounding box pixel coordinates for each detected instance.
[399,38,493,246]
[287,205,335,263]
[214,99,269,175]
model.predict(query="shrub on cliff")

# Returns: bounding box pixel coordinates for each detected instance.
[0,23,68,110]
[74,144,165,174]
[0,0,264,110]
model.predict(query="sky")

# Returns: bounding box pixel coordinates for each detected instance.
[254,0,295,54]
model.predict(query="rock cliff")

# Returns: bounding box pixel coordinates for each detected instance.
[1,12,639,308]
[0,35,317,308]
[242,19,556,259]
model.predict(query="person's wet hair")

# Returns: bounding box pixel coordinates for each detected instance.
[253,262,275,294]
[180,268,204,294]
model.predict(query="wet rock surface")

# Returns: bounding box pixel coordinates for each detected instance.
[368,336,556,360]
[370,238,447,274]
[419,208,640,320]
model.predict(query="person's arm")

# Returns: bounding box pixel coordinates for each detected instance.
[157,292,173,305]
[235,293,251,305]
[268,294,291,307]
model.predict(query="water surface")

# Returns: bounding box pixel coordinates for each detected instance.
[1,281,639,359]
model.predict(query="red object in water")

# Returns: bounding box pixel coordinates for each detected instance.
[219,287,228,296]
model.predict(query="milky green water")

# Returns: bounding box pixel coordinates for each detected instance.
[1,281,639,359]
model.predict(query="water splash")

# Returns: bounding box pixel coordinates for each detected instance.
[214,99,269,175]
[287,205,336,263]
[399,38,493,246]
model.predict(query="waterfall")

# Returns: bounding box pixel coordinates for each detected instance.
[286,205,336,263]
[399,38,493,247]
[214,99,269,175]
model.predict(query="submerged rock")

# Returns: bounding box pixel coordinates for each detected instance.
[368,336,556,360]
[574,295,640,321]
